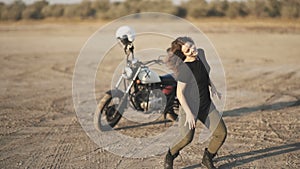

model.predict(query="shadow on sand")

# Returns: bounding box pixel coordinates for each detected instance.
[114,99,300,130]
[113,100,299,168]
[222,99,300,117]
[182,142,300,169]
[114,119,172,130]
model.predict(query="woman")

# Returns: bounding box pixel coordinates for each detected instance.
[164,37,227,169]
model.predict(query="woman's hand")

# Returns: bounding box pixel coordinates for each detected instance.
[184,112,196,130]
[211,85,222,100]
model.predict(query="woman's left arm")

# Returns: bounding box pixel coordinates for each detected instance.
[209,78,222,100]
[197,48,221,99]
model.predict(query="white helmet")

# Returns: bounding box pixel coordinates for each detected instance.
[116,26,135,45]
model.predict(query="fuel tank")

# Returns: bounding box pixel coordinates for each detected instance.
[138,67,161,84]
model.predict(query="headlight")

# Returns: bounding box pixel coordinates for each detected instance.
[122,66,133,79]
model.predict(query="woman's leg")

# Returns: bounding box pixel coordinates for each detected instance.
[170,106,195,155]
[205,109,227,154]
[199,108,227,169]
[165,106,195,168]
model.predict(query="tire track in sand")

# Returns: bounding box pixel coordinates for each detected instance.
[39,124,72,169]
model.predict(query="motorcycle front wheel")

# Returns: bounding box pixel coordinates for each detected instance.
[94,90,124,131]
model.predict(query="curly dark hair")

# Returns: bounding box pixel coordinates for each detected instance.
[165,37,194,77]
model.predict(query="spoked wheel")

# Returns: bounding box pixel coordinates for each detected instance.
[94,90,124,131]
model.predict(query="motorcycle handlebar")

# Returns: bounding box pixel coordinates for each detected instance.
[142,55,166,65]
[127,55,166,66]
[143,59,163,65]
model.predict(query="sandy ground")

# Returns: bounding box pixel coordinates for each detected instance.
[0,19,299,169]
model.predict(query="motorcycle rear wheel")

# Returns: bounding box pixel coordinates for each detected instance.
[94,91,123,131]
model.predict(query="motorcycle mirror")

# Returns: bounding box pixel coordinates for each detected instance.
[117,36,131,46]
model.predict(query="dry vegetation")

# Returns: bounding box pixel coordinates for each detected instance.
[0,0,299,21]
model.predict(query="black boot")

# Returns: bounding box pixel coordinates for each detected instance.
[166,111,178,122]
[202,148,217,169]
[164,150,179,169]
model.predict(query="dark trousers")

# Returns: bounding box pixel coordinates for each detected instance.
[170,106,227,155]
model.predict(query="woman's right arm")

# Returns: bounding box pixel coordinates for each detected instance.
[177,81,196,130]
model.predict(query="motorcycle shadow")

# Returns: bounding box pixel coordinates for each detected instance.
[114,119,173,130]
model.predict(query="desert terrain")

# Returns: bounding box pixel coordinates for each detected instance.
[0,18,299,168]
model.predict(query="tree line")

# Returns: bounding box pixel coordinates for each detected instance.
[0,0,299,21]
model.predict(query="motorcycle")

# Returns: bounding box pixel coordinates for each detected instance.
[94,26,179,131]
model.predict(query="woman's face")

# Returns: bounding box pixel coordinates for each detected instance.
[181,42,198,57]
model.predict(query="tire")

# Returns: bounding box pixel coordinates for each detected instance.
[94,90,124,131]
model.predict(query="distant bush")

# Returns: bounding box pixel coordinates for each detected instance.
[62,1,95,19]
[184,0,208,18]
[265,0,281,17]
[226,2,240,18]
[100,0,178,20]
[0,2,5,19]
[281,0,300,18]
[100,2,127,20]
[22,0,48,19]
[0,0,299,21]
[248,0,270,18]
[78,1,96,18]
[226,1,249,18]
[41,4,64,18]
[1,0,25,20]
[239,2,250,17]
[206,0,228,17]
[91,0,110,19]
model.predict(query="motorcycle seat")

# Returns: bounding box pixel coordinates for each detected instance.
[159,74,176,86]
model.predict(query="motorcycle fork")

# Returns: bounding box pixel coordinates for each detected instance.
[114,67,142,114]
